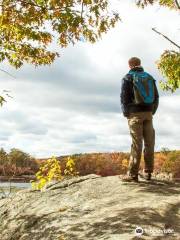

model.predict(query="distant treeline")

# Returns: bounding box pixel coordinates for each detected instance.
[44,150,180,179]
[0,148,180,179]
[0,148,38,176]
[56,152,130,177]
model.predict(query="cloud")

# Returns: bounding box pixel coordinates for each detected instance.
[0,0,179,157]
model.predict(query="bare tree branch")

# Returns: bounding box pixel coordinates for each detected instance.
[81,1,84,19]
[0,68,16,79]
[152,28,180,49]
[174,0,180,10]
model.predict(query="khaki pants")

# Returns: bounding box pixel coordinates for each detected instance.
[127,112,155,176]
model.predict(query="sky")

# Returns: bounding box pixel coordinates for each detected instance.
[0,0,179,158]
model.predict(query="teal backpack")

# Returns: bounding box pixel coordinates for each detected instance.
[129,71,155,104]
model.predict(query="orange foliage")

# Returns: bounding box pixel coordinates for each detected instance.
[154,153,167,173]
[2,150,179,180]
[0,164,35,176]
[65,151,179,178]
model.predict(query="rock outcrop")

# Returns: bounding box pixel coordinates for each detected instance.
[0,174,179,240]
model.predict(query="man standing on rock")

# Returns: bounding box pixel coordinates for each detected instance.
[120,57,159,182]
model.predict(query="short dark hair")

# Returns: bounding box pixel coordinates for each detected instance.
[128,57,141,68]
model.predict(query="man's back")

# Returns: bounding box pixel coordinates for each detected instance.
[120,66,159,118]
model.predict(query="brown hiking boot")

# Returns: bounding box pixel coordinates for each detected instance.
[120,174,139,183]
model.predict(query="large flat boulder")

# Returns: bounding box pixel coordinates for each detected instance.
[0,174,179,240]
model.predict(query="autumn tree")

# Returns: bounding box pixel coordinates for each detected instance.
[8,148,35,168]
[0,1,179,93]
[0,0,119,68]
[136,0,180,92]
[0,147,8,165]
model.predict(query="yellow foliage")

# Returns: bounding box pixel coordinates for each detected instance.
[31,156,63,190]
[31,155,79,190]
[122,159,129,170]
[64,157,79,176]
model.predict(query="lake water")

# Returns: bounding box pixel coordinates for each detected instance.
[0,182,31,198]
[0,182,31,188]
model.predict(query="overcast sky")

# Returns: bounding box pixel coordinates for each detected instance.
[0,0,179,158]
